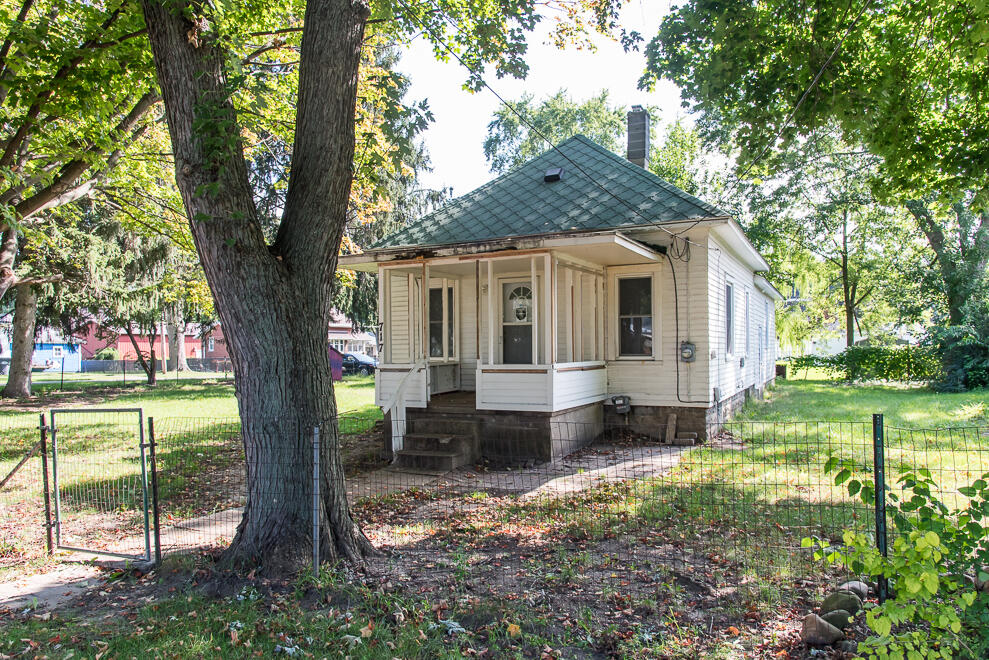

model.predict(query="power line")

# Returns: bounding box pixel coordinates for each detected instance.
[393,0,704,259]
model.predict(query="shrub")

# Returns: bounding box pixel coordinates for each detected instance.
[925,325,989,392]
[94,347,120,360]
[805,461,989,659]
[788,346,941,382]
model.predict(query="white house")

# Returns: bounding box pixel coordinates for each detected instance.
[340,108,781,470]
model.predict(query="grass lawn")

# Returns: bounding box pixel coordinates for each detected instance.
[739,375,989,428]
[0,374,378,422]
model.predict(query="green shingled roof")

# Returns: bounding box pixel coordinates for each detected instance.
[372,134,726,249]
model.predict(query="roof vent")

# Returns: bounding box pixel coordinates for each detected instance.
[544,167,564,182]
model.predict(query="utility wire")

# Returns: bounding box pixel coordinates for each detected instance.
[394,0,705,260]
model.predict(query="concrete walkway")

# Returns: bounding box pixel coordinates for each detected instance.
[0,563,102,612]
[0,441,687,611]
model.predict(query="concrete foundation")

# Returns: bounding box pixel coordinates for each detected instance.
[603,379,774,440]
[384,395,604,466]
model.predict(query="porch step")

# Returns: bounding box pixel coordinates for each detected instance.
[404,433,461,453]
[394,448,468,472]
[409,416,479,437]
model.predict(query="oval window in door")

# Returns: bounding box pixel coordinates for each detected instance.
[508,285,532,322]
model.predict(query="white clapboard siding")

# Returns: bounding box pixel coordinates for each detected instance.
[707,234,770,401]
[386,272,411,363]
[375,366,428,409]
[476,368,552,410]
[552,364,608,410]
[604,233,711,408]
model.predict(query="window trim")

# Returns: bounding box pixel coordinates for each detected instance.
[207,337,215,353]
[497,276,537,364]
[52,345,64,359]
[744,288,750,357]
[428,279,459,362]
[725,281,735,356]
[610,269,660,361]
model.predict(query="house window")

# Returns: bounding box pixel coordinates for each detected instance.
[52,346,64,358]
[725,282,735,355]
[208,337,215,352]
[618,276,653,357]
[428,284,456,359]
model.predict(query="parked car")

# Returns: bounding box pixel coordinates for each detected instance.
[342,352,377,376]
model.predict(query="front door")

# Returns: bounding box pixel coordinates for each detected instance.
[502,280,533,364]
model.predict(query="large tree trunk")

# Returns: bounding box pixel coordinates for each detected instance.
[0,227,18,303]
[141,0,373,572]
[125,323,157,386]
[2,284,37,398]
[168,305,189,372]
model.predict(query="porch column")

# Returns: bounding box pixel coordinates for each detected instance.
[487,259,495,365]
[421,262,429,363]
[378,267,387,362]
[441,277,448,360]
[543,253,552,366]
[531,256,538,365]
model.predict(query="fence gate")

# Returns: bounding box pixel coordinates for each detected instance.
[49,408,151,561]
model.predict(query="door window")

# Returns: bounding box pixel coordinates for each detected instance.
[502,282,533,364]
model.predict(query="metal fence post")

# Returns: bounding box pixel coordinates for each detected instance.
[137,410,151,562]
[49,410,61,549]
[148,417,162,565]
[872,413,888,604]
[312,425,320,579]
[38,413,53,554]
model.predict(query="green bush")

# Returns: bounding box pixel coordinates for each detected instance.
[925,325,989,392]
[789,346,941,382]
[94,347,120,360]
[805,461,989,659]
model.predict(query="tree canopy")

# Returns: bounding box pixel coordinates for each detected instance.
[640,0,989,205]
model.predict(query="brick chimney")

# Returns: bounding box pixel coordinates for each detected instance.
[626,105,651,168]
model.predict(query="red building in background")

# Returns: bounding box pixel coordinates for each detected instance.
[199,324,230,360]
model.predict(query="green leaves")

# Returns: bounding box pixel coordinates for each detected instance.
[811,454,989,659]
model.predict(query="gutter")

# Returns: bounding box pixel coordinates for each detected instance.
[338,218,728,268]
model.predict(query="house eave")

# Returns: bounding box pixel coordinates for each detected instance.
[754,275,784,301]
[338,218,728,272]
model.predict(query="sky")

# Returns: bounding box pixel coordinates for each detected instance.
[397,0,688,197]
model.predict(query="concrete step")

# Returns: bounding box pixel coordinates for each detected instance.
[394,448,467,472]
[408,416,480,437]
[404,433,462,452]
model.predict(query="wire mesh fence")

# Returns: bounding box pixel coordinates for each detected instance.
[3,409,988,605]
[6,358,236,391]
[0,414,48,570]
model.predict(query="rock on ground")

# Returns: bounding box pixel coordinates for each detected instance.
[801,613,844,645]
[837,580,869,600]
[821,609,854,630]
[821,590,862,615]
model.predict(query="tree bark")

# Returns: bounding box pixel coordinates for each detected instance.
[141,0,373,572]
[168,304,189,371]
[125,322,157,385]
[0,227,18,302]
[905,201,966,325]
[2,284,37,398]
[839,210,855,347]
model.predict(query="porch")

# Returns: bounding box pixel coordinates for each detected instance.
[371,235,664,460]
